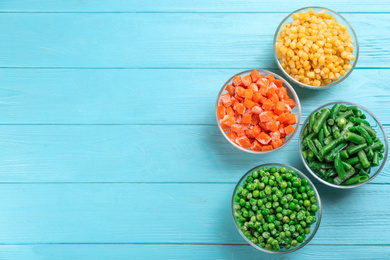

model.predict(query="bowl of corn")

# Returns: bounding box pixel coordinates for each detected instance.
[274,7,359,89]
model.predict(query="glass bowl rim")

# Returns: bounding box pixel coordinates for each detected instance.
[231,163,322,254]
[299,101,388,188]
[215,69,301,154]
[273,6,360,90]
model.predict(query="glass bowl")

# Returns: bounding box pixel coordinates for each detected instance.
[231,163,322,254]
[216,69,301,154]
[273,7,359,90]
[299,101,388,188]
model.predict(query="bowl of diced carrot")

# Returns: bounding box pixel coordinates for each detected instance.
[216,69,301,153]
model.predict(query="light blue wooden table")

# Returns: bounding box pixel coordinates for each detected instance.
[0,1,389,259]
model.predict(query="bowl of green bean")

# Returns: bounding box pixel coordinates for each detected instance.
[299,101,388,188]
[232,163,322,254]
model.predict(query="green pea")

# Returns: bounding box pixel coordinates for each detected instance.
[311,204,318,212]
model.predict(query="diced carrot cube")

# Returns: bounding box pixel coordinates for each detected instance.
[284,98,296,109]
[225,84,235,96]
[244,89,253,100]
[252,92,262,103]
[251,140,263,151]
[256,132,271,145]
[277,113,289,124]
[274,101,285,116]
[242,75,252,87]
[266,74,275,82]
[256,77,269,88]
[236,136,251,149]
[284,104,292,113]
[266,87,276,98]
[221,114,235,127]
[260,85,268,96]
[269,131,281,141]
[278,87,288,100]
[220,93,232,107]
[259,97,267,104]
[242,114,252,124]
[269,94,279,104]
[260,111,274,122]
[281,137,285,143]
[233,102,245,115]
[217,105,225,119]
[262,99,274,111]
[233,75,243,87]
[235,95,244,102]
[221,124,231,132]
[272,139,284,149]
[226,106,234,116]
[284,125,295,135]
[244,99,256,109]
[250,69,261,83]
[235,87,245,97]
[249,83,259,92]
[231,124,240,133]
[251,114,260,125]
[251,105,262,114]
[288,113,297,125]
[245,129,254,139]
[227,131,238,140]
[252,125,261,137]
[262,145,273,151]
[274,79,284,88]
[266,120,279,132]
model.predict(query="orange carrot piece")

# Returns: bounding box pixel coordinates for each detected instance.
[269,94,279,104]
[250,69,261,83]
[262,99,274,111]
[235,87,245,97]
[256,132,271,145]
[274,101,285,115]
[262,145,273,151]
[269,131,281,141]
[256,77,269,88]
[251,140,263,151]
[248,83,259,92]
[284,98,296,109]
[260,85,268,96]
[217,105,225,119]
[277,113,289,124]
[244,89,253,100]
[244,99,256,109]
[252,92,262,103]
[236,136,251,149]
[242,114,252,124]
[252,125,261,137]
[266,87,276,98]
[274,79,284,88]
[242,75,252,87]
[251,105,262,114]
[277,87,287,100]
[284,125,295,135]
[220,93,232,107]
[266,120,279,132]
[245,129,255,139]
[272,139,284,149]
[233,75,243,87]
[233,102,245,115]
[225,84,235,96]
[260,111,274,122]
[231,124,241,133]
[251,114,260,125]
[288,113,297,125]
[266,74,275,82]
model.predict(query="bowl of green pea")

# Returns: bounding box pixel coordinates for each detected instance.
[232,163,322,254]
[299,101,388,188]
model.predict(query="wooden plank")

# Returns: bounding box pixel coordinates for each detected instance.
[0,244,388,260]
[0,183,388,244]
[0,13,388,68]
[2,0,390,13]
[0,125,388,183]
[0,69,389,125]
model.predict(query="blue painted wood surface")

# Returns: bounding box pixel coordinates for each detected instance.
[0,1,389,259]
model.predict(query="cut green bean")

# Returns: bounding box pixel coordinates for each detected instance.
[336,110,353,120]
[360,114,366,119]
[372,151,380,166]
[318,128,325,146]
[309,112,319,133]
[324,168,336,179]
[334,153,346,178]
[319,137,343,157]
[347,143,368,155]
[340,150,349,160]
[345,157,360,165]
[313,109,330,133]
[339,104,348,112]
[341,122,354,137]
[347,106,359,116]
[307,139,323,162]
[355,163,363,170]
[350,116,370,126]
[313,139,323,151]
[342,174,368,185]
[367,147,374,160]
[302,150,308,160]
[356,125,373,145]
[379,153,383,160]
[357,150,370,168]
[302,125,309,140]
[369,141,384,151]
[336,117,347,128]
[359,123,376,137]
[307,150,314,159]
[324,136,334,145]
[309,161,334,170]
[333,167,356,185]
[332,124,340,138]
[344,132,366,144]
[342,161,353,171]
[324,142,347,162]
[323,123,331,137]
[359,168,370,175]
[330,103,341,120]
[327,118,334,125]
